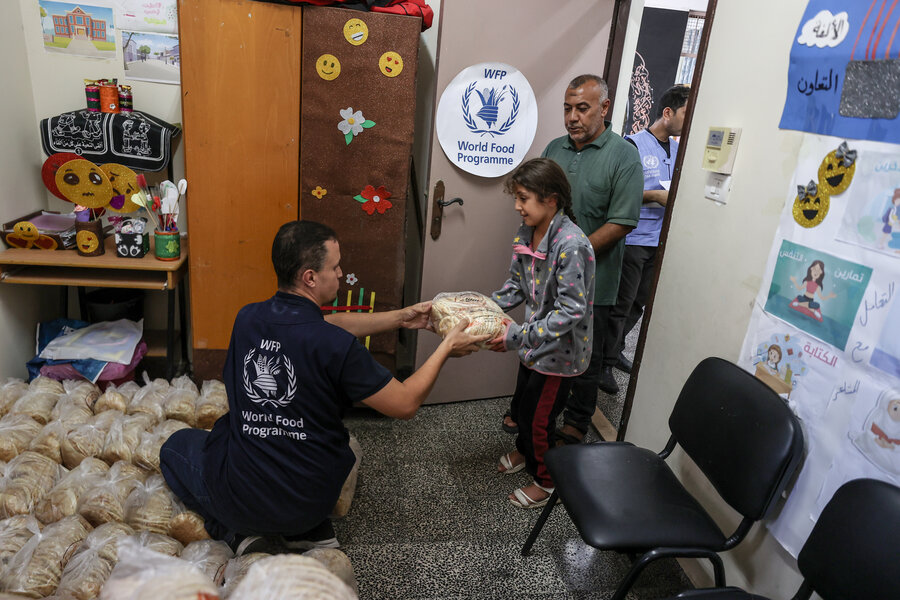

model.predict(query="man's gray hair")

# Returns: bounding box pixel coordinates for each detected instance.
[568,74,608,100]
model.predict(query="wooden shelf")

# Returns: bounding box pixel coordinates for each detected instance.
[144,329,177,358]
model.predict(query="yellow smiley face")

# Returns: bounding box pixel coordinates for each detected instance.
[55,159,113,209]
[793,187,830,228]
[13,221,39,241]
[378,51,403,77]
[100,163,142,213]
[343,18,369,45]
[76,230,100,254]
[316,54,341,81]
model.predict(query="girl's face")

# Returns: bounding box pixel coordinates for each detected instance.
[513,184,557,231]
[768,348,779,363]
[810,263,823,279]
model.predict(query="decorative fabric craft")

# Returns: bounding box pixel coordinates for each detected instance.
[54,159,114,209]
[792,180,830,228]
[247,0,434,30]
[354,185,392,215]
[41,153,82,202]
[39,110,180,173]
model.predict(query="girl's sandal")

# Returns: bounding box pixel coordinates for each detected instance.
[498,452,525,474]
[501,411,518,434]
[509,482,556,509]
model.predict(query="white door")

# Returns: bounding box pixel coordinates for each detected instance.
[416,0,617,403]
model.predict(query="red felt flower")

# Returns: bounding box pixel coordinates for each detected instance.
[358,185,392,215]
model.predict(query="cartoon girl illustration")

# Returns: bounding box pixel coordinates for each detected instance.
[852,388,900,475]
[878,188,900,251]
[763,344,782,377]
[789,260,836,321]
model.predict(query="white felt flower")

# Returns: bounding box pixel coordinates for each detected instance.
[346,273,358,285]
[338,107,365,136]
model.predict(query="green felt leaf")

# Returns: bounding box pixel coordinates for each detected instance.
[345,132,354,145]
[354,195,367,203]
[361,120,376,128]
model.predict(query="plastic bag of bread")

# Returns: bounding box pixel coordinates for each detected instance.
[124,474,175,534]
[167,501,210,546]
[28,376,64,395]
[303,548,358,594]
[228,554,357,600]
[220,552,270,597]
[100,413,155,465]
[181,539,232,585]
[0,379,29,418]
[196,380,228,430]
[34,457,109,524]
[61,410,123,469]
[51,387,96,427]
[0,451,63,518]
[99,537,215,600]
[62,380,101,412]
[133,419,190,472]
[126,381,166,422]
[55,521,134,600]
[78,461,147,527]
[8,391,59,425]
[29,420,72,464]
[0,515,40,568]
[0,414,43,462]
[94,385,128,414]
[128,530,183,557]
[163,389,197,427]
[0,514,91,597]
[431,291,512,347]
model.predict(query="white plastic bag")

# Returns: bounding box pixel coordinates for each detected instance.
[40,319,143,363]
[99,537,217,600]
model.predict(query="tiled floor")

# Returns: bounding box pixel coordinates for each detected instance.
[338,320,692,600]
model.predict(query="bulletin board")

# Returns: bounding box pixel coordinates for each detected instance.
[298,7,421,370]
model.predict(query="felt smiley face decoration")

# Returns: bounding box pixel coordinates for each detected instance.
[793,180,830,228]
[55,159,114,209]
[343,18,369,45]
[41,152,81,202]
[100,163,142,213]
[379,51,403,77]
[76,229,101,254]
[817,141,857,196]
[316,54,341,81]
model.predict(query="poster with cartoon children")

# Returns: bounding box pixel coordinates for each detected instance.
[836,150,900,258]
[764,240,872,350]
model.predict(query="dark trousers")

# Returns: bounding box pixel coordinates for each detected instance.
[160,428,236,544]
[603,245,657,367]
[563,304,610,435]
[510,364,573,487]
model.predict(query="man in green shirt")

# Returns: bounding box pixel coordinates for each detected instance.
[541,74,643,443]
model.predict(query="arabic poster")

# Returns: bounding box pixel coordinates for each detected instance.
[780,1,900,144]
[121,31,180,84]
[764,240,871,350]
[739,134,900,556]
[114,0,178,35]
[39,1,117,59]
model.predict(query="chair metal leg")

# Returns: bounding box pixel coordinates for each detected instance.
[709,552,725,587]
[610,547,724,600]
[521,490,558,556]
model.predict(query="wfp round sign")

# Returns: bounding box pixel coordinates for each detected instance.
[436,62,538,178]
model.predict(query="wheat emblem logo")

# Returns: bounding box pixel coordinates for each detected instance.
[462,82,519,137]
[242,348,297,408]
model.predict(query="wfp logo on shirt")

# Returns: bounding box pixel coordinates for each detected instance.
[461,68,519,137]
[242,341,297,408]
[643,155,660,169]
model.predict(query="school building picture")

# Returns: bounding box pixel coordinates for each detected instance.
[50,6,107,41]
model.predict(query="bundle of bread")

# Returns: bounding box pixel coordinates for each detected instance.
[430,291,512,348]
[99,537,215,600]
[228,554,357,600]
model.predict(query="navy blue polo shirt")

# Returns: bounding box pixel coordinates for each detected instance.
[202,291,392,535]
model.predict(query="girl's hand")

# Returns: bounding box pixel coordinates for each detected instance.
[443,318,491,357]
[487,318,512,352]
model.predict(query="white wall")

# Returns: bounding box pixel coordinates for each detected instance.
[626,1,810,595]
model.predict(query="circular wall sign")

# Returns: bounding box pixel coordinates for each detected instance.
[436,62,538,178]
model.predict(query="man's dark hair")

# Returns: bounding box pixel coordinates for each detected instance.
[271,220,337,289]
[568,74,608,100]
[656,84,691,120]
[504,158,576,224]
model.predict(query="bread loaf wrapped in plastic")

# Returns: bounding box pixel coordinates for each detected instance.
[61,411,123,469]
[124,474,174,534]
[78,461,147,527]
[0,514,91,597]
[29,420,71,464]
[0,414,43,462]
[0,379,29,418]
[62,380,100,410]
[126,381,166,422]
[99,537,215,600]
[431,291,512,347]
[0,515,40,568]
[51,387,96,427]
[181,539,232,585]
[28,376,64,395]
[55,521,135,600]
[0,451,62,518]
[196,380,228,430]
[167,501,210,546]
[164,376,198,427]
[8,391,59,426]
[100,413,155,465]
[34,457,109,524]
[127,530,183,557]
[220,552,270,596]
[94,387,128,414]
[133,419,190,472]
[228,554,357,600]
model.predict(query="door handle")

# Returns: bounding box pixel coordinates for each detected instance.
[430,181,464,240]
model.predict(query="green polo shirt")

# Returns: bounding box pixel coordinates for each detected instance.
[542,123,643,305]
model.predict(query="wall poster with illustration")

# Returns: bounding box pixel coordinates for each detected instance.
[738,133,900,557]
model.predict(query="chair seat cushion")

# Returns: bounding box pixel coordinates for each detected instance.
[546,443,727,550]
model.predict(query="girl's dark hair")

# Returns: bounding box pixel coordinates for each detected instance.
[802,259,826,289]
[503,158,576,223]
[272,220,337,289]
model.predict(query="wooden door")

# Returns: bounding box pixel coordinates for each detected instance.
[415,0,617,403]
[179,0,301,380]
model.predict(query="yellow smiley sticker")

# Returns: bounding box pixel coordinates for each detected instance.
[316,54,341,81]
[379,51,403,77]
[343,18,368,45]
[76,230,100,254]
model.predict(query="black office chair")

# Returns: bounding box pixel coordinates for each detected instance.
[521,357,805,600]
[664,478,900,600]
